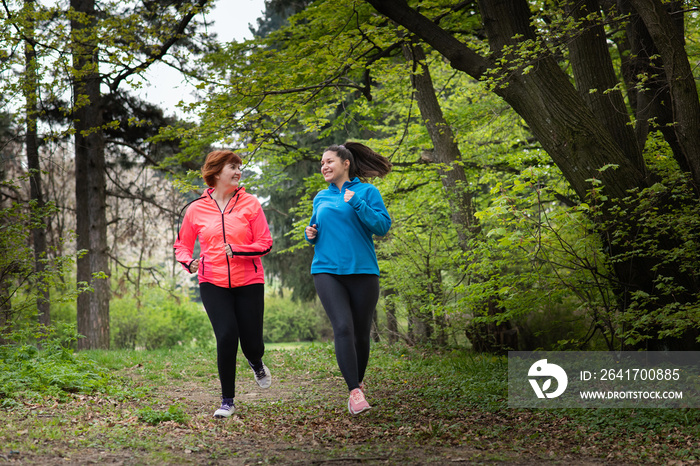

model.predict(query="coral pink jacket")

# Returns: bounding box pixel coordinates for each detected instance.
[174,187,272,288]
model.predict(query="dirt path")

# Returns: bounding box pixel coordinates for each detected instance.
[124,366,607,465]
[2,350,649,465]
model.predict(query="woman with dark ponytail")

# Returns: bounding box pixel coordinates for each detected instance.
[305,142,392,415]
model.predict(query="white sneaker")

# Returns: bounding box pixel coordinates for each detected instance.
[213,398,235,418]
[249,361,271,389]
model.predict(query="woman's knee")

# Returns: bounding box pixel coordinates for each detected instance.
[215,328,238,345]
[333,321,355,340]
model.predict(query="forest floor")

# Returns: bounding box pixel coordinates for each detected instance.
[1,343,698,465]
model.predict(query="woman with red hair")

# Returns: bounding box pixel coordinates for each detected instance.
[174,150,273,418]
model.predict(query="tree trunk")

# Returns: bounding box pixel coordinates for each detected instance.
[24,0,50,328]
[427,269,447,347]
[71,0,110,349]
[565,0,645,176]
[408,306,432,345]
[383,287,398,344]
[476,0,648,201]
[0,280,12,345]
[615,0,685,170]
[628,0,700,191]
[371,307,381,343]
[401,41,477,248]
[402,40,517,349]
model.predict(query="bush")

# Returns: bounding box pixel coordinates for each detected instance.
[0,327,118,404]
[110,287,212,350]
[1,190,78,342]
[263,293,330,343]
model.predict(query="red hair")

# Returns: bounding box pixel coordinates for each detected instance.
[201,150,243,187]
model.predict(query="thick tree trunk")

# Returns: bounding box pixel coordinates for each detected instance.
[476,0,648,201]
[564,0,700,349]
[71,0,110,349]
[566,0,645,176]
[24,0,50,327]
[477,0,699,350]
[628,0,700,191]
[615,0,684,169]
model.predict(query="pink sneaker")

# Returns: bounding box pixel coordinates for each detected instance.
[348,388,371,415]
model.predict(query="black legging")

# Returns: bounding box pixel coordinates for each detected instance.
[199,282,265,398]
[313,273,379,391]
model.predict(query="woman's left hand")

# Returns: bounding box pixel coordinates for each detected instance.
[225,244,233,257]
[344,189,355,202]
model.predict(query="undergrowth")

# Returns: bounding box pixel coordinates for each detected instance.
[137,404,189,426]
[0,331,137,407]
[1,341,698,464]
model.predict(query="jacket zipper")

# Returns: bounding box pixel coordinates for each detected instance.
[221,211,232,288]
[218,190,241,289]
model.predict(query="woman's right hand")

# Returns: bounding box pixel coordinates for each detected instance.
[188,258,200,273]
[305,224,318,240]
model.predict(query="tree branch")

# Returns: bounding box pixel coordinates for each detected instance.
[364,0,490,79]
[108,0,210,93]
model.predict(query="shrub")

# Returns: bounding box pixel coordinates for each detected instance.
[110,286,212,350]
[0,327,119,404]
[263,293,330,343]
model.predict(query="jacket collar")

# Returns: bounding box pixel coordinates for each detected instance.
[328,177,360,193]
[205,186,245,199]
[205,187,244,213]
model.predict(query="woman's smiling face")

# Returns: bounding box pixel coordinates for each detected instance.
[215,162,241,190]
[320,151,350,186]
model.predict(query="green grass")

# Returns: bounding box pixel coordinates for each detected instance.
[1,342,698,464]
[266,341,315,351]
[137,404,189,425]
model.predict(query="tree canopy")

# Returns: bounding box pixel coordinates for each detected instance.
[1,0,699,352]
[160,0,700,350]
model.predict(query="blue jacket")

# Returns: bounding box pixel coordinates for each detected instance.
[305,178,391,275]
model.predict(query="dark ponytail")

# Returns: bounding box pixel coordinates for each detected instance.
[326,142,392,180]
